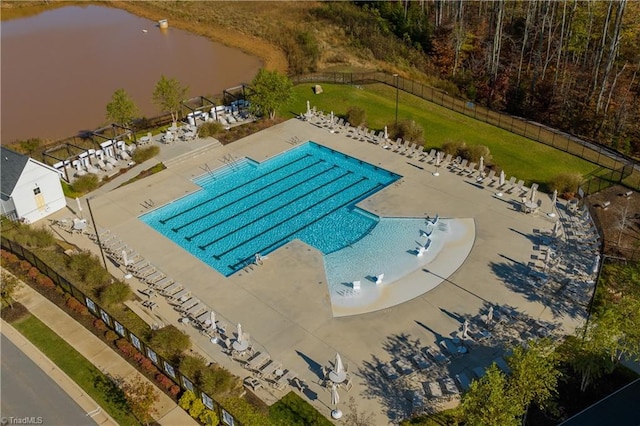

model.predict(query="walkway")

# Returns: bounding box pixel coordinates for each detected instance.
[5,275,198,426]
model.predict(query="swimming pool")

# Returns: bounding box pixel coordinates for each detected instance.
[141,142,401,276]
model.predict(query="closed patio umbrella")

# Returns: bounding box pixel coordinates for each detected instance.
[479,156,484,174]
[334,353,344,375]
[384,126,388,140]
[330,384,342,419]
[236,323,243,343]
[306,100,311,115]
[486,307,494,324]
[462,319,469,339]
[499,170,505,186]
[210,311,216,327]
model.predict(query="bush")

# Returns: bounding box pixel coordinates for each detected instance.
[68,251,111,288]
[27,267,40,282]
[463,144,492,164]
[35,275,55,290]
[179,354,207,384]
[65,296,89,316]
[116,338,138,358]
[442,139,467,157]
[105,330,119,342]
[18,260,32,275]
[198,121,223,138]
[199,408,219,426]
[155,373,175,391]
[346,106,366,127]
[71,174,100,194]
[149,325,191,358]
[549,173,583,197]
[139,358,158,375]
[12,225,55,249]
[169,384,181,398]
[131,145,160,164]
[0,250,20,267]
[179,390,197,410]
[393,119,424,144]
[189,398,205,419]
[93,318,107,332]
[99,281,132,307]
[199,364,236,396]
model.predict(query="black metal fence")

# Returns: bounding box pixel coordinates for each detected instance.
[293,72,640,190]
[1,236,244,426]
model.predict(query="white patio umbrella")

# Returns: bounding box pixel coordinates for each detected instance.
[210,311,216,327]
[462,319,469,339]
[592,254,601,275]
[530,185,537,202]
[376,273,385,285]
[499,170,505,186]
[436,152,441,166]
[236,323,243,343]
[552,221,561,238]
[306,100,311,115]
[76,197,83,219]
[479,156,484,174]
[334,353,344,375]
[330,111,334,124]
[330,384,342,419]
[121,250,129,267]
[384,126,389,140]
[486,306,494,324]
[552,189,558,206]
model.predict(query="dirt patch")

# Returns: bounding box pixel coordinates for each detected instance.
[586,185,640,260]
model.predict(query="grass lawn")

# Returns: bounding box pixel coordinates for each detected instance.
[281,83,600,189]
[12,315,141,426]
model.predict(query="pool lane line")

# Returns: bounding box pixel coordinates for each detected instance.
[212,175,369,259]
[183,163,337,240]
[227,181,385,271]
[158,153,311,224]
[202,170,354,253]
[176,159,327,235]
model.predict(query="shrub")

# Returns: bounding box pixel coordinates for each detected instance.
[346,106,366,127]
[68,251,111,288]
[105,330,119,342]
[393,119,424,144]
[169,384,181,398]
[179,354,207,384]
[93,318,107,332]
[133,351,145,363]
[155,373,174,391]
[442,139,467,157]
[18,260,32,274]
[35,275,55,290]
[98,281,132,307]
[199,364,236,396]
[463,144,492,164]
[149,325,191,358]
[116,338,138,358]
[549,173,583,197]
[12,226,55,249]
[139,358,157,375]
[65,296,89,316]
[131,145,160,164]
[179,390,197,410]
[188,398,205,419]
[0,250,20,267]
[71,174,100,194]
[27,267,40,282]
[198,121,223,138]
[199,408,219,426]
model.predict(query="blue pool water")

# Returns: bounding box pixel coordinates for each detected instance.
[141,142,401,276]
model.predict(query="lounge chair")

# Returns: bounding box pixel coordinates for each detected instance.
[508,179,525,194]
[423,346,449,365]
[442,153,453,165]
[455,158,468,173]
[162,282,183,296]
[464,162,476,176]
[479,169,496,184]
[455,373,472,391]
[499,176,516,191]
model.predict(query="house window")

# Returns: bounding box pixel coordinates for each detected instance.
[33,187,41,195]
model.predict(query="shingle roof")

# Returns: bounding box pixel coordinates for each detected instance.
[1,146,30,201]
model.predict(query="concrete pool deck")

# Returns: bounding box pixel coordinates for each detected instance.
[50,118,589,423]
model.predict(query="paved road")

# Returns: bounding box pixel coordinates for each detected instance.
[0,334,95,426]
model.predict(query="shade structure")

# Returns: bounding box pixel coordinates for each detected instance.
[236,323,243,343]
[334,353,344,375]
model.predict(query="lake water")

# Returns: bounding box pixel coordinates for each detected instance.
[0,5,263,143]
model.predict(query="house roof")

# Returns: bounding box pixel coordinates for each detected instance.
[560,378,640,426]
[1,146,30,201]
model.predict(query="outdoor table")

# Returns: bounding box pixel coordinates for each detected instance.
[274,369,284,377]
[329,370,347,384]
[232,340,249,352]
[72,219,87,231]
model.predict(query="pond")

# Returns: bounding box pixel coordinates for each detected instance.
[0,5,263,143]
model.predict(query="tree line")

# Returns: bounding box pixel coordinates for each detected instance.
[315,1,640,157]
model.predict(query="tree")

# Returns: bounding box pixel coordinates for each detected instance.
[121,376,158,426]
[461,364,522,426]
[152,75,188,124]
[1,271,21,308]
[106,89,138,128]
[507,338,561,422]
[247,69,293,120]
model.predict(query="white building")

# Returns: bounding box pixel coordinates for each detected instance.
[1,146,66,223]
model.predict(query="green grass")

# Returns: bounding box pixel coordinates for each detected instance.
[12,314,141,426]
[269,391,332,426]
[281,83,600,189]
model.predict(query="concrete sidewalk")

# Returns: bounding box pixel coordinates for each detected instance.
[8,278,198,426]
